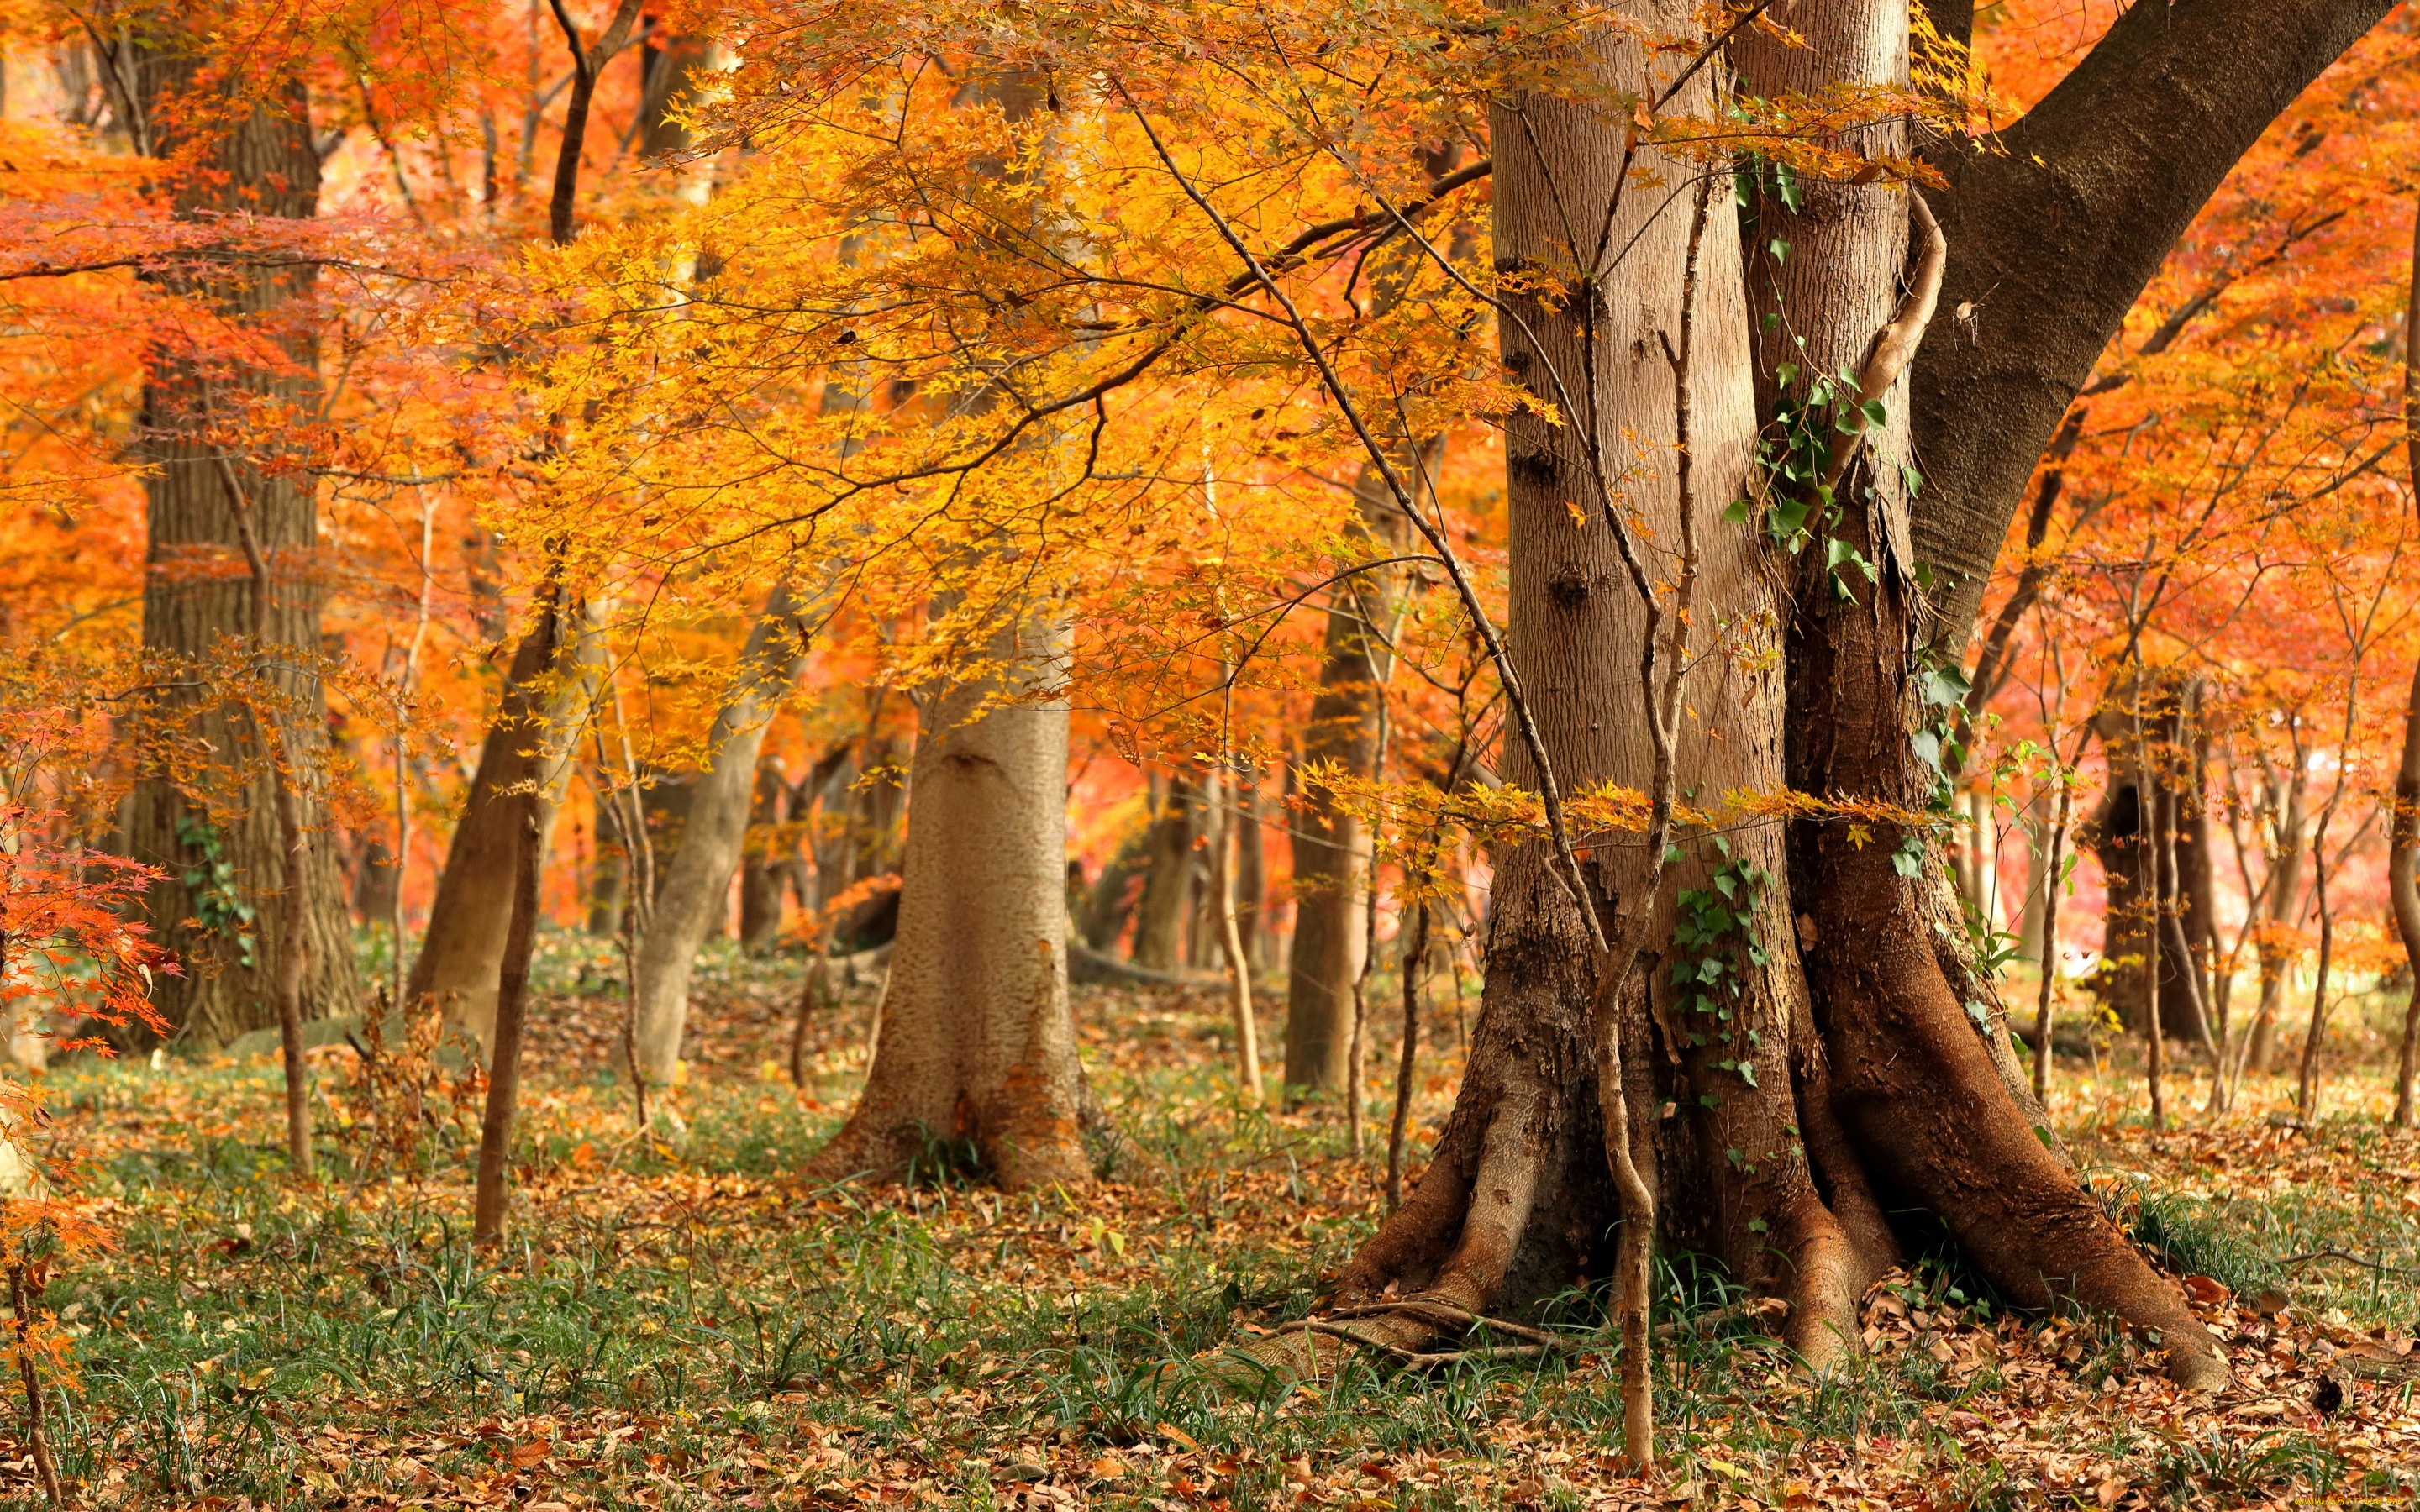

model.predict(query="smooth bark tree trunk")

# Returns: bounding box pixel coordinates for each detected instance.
[631,583,809,1084]
[806,618,1092,1188]
[122,31,363,1047]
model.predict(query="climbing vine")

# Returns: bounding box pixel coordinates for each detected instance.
[176,815,257,969]
[1669,837,1771,1102]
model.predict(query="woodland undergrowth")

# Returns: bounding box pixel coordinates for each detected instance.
[0,937,2413,1510]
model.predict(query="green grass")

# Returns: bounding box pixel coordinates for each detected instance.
[4,965,2417,1509]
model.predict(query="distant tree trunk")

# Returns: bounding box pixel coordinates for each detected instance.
[2015,803,2049,965]
[2087,686,2214,1046]
[2396,212,2420,1131]
[1079,822,1151,952]
[808,617,1092,1187]
[738,759,790,953]
[120,30,364,1047]
[2389,658,2420,1127]
[587,807,628,938]
[1133,775,1196,970]
[632,584,809,1084]
[1236,770,1266,971]
[403,623,584,1052]
[2247,732,2310,1073]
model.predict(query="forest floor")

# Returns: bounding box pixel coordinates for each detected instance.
[4,931,2417,1510]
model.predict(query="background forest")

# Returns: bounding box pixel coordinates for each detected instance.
[0,0,2417,1506]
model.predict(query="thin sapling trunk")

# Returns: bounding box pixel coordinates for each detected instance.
[214,452,314,1178]
[2033,768,2072,1101]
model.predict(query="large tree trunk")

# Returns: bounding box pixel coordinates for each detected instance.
[806,619,1092,1188]
[122,34,363,1047]
[631,584,808,1083]
[1265,4,1876,1377]
[1282,0,2226,1394]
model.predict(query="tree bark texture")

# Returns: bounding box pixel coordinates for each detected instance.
[122,34,363,1048]
[1278,0,2230,1395]
[806,619,1092,1189]
[1909,0,2399,648]
[631,583,809,1084]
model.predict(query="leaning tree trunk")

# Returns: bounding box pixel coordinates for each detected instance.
[630,583,808,1084]
[1275,0,2225,1395]
[122,36,363,1047]
[402,619,586,1052]
[805,618,1092,1188]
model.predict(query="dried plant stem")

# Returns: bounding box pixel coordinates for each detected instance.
[9,1263,62,1508]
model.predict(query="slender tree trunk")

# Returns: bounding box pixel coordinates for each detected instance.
[122,30,362,1048]
[2032,772,2073,1101]
[407,0,642,1053]
[807,617,1092,1187]
[2396,204,2420,1130]
[738,761,789,953]
[1206,766,1263,1101]
[472,800,544,1246]
[630,583,810,1084]
[1387,897,1429,1210]
[2391,657,2420,1128]
[2134,681,2168,1128]
[2297,810,2339,1119]
[220,463,317,1177]
[2247,738,2309,1073]
[1236,769,1266,970]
